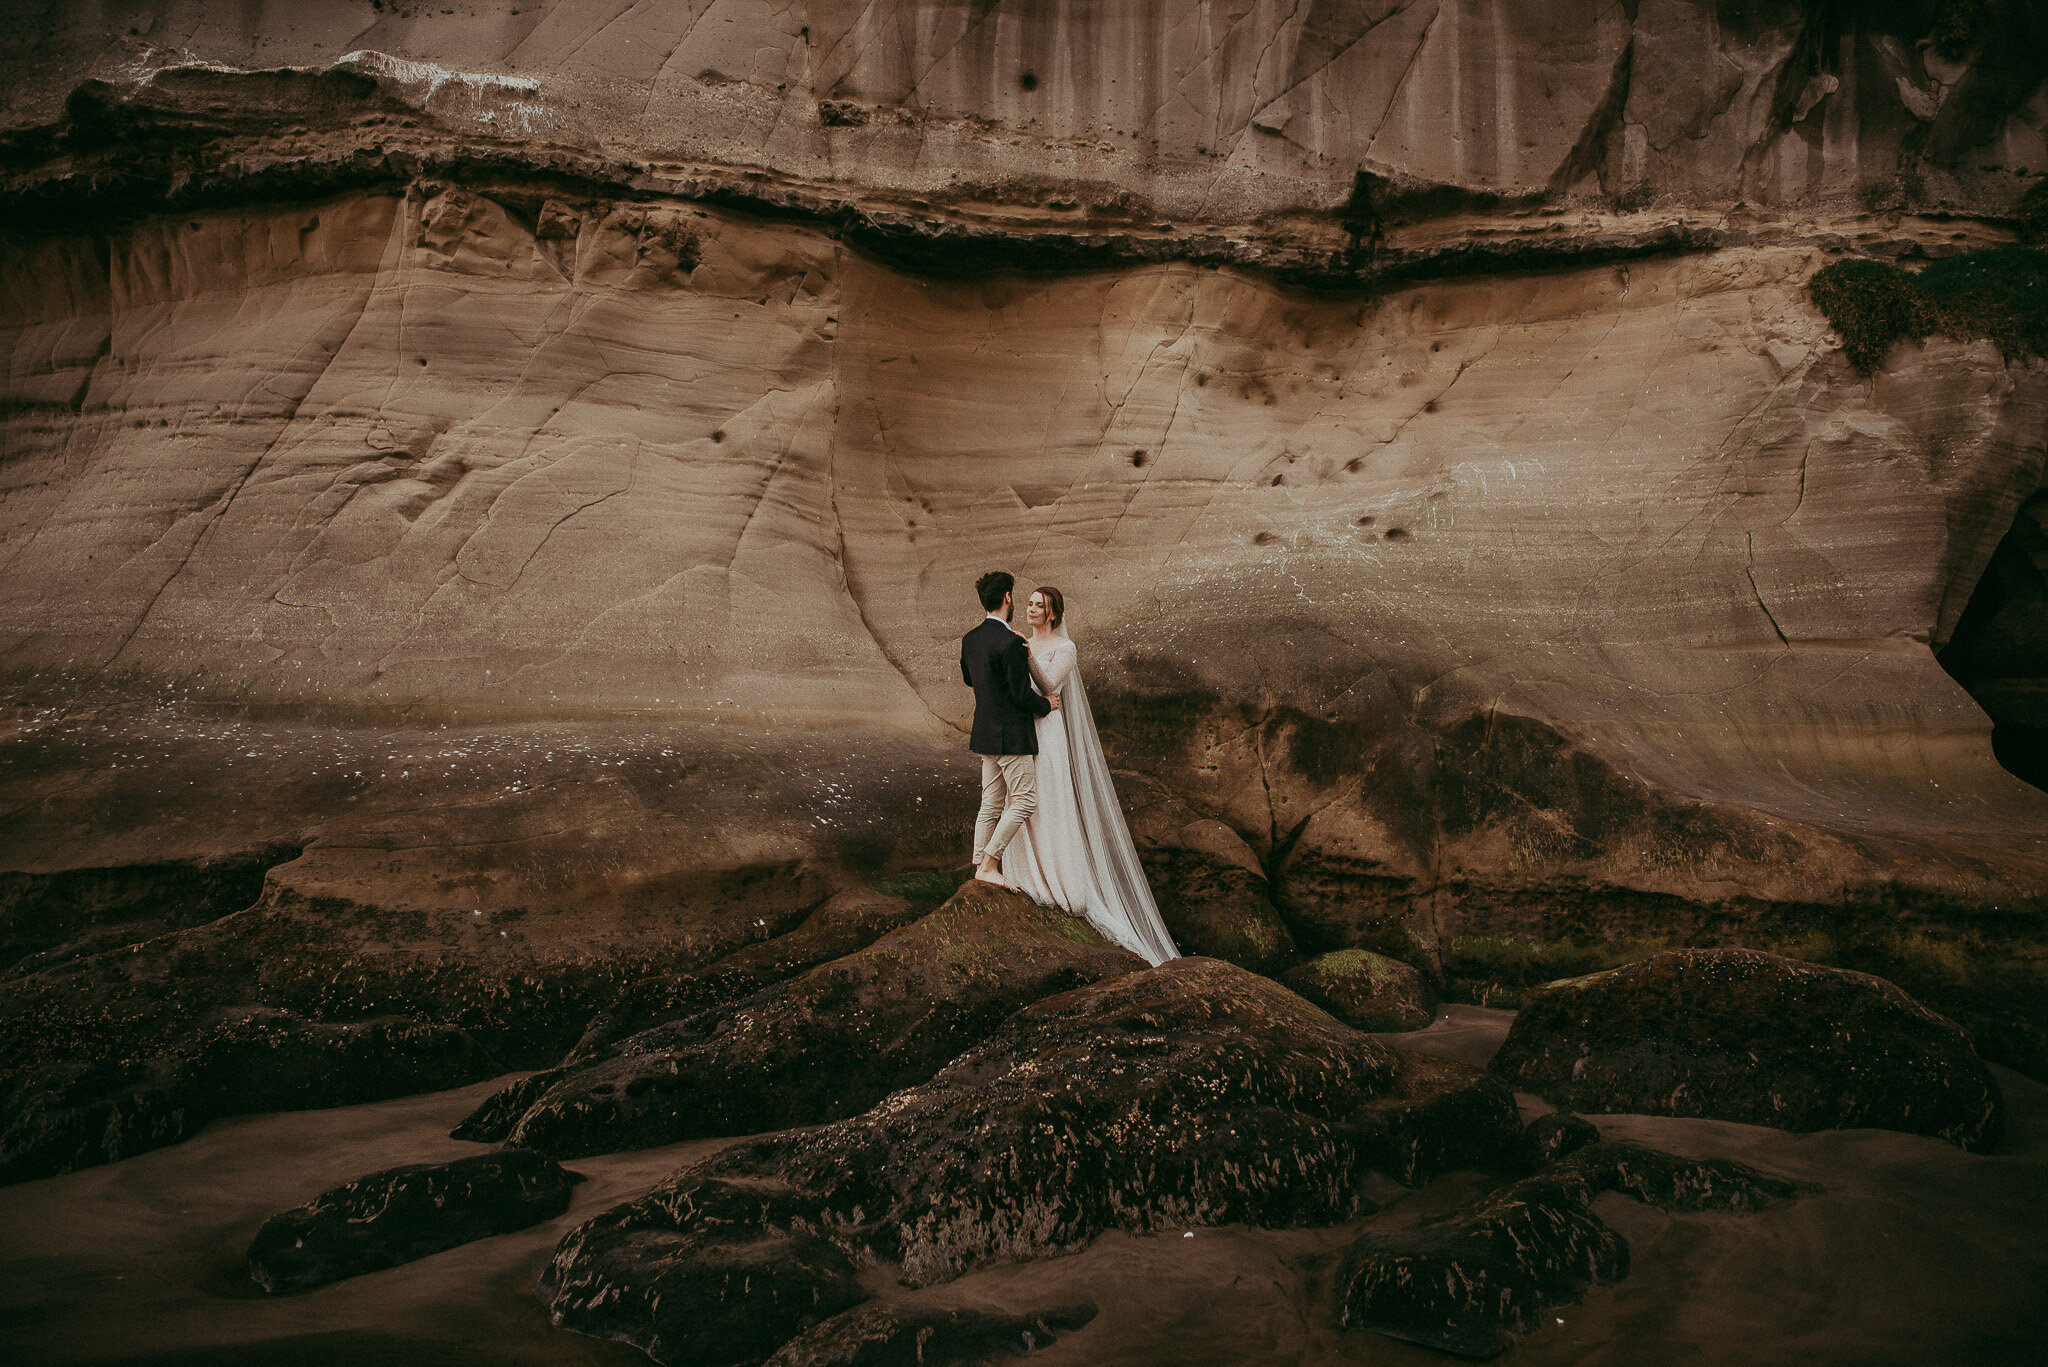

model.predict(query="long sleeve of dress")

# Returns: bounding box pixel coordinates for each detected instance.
[1030,641,1077,696]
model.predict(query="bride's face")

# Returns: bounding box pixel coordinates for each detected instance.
[1026,592,1048,628]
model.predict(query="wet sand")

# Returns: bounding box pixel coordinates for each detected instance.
[4,1007,2044,1366]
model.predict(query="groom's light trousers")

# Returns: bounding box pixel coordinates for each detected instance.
[973,754,1038,865]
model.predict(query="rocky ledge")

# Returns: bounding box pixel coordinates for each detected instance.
[246,1147,581,1294]
[456,882,1143,1157]
[537,953,1519,1365]
[1491,948,2007,1150]
[0,63,1745,297]
[1339,1137,1800,1358]
[0,863,904,1185]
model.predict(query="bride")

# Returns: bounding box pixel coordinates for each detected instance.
[1001,587,1180,966]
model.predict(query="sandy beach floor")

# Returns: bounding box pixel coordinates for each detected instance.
[4,1006,2043,1367]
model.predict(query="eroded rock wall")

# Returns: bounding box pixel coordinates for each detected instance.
[7,1,2044,217]
[0,1,2043,1027]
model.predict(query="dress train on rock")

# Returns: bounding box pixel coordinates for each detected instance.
[1002,633,1180,967]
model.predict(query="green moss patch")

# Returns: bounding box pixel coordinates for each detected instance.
[1281,947,1436,1032]
[865,870,961,909]
[1306,947,1375,978]
[1809,246,2048,372]
[1445,934,1665,995]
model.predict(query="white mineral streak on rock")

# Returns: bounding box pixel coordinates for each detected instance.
[330,50,561,137]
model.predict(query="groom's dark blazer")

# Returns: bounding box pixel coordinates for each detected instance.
[960,616,1051,755]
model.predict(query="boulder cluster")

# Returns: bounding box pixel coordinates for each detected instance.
[160,881,2004,1364]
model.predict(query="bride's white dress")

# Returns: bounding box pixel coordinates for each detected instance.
[1001,631,1180,966]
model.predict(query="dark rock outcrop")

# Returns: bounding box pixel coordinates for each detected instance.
[1352,1049,1521,1187]
[566,887,926,1062]
[1339,1139,1798,1358]
[1341,1171,1629,1359]
[1145,848,1300,977]
[541,956,1515,1366]
[483,882,1144,1158]
[1941,487,2048,790]
[1515,1112,1600,1174]
[0,844,298,975]
[455,888,925,1143]
[0,868,824,1185]
[762,1301,1097,1367]
[1489,949,2007,1151]
[1281,949,1438,1031]
[247,1148,580,1294]
[1565,1138,1804,1215]
[1,1007,487,1186]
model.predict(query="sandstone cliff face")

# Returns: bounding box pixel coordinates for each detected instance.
[1,3,2044,1067]
[7,1,2043,216]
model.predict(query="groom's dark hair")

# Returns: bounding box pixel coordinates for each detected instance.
[976,570,1014,612]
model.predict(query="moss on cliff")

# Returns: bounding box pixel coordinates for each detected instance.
[1810,246,2048,372]
[1444,933,1665,1006]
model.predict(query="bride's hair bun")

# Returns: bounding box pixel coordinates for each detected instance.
[1036,585,1065,628]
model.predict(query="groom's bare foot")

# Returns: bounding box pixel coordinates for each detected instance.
[974,857,1019,892]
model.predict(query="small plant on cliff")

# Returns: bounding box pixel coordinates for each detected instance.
[1809,246,2048,372]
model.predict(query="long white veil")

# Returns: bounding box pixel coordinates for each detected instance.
[1052,618,1181,965]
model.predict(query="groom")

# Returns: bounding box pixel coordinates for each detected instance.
[961,570,1057,889]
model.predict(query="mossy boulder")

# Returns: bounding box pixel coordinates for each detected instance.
[1122,794,1300,976]
[763,1301,1097,1367]
[1351,1047,1521,1185]
[542,957,1516,1366]
[1515,1112,1600,1173]
[1340,1171,1628,1358]
[247,1147,580,1294]
[1339,1138,1796,1357]
[1281,949,1437,1031]
[474,881,1145,1158]
[1145,847,1300,975]
[1490,948,2006,1151]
